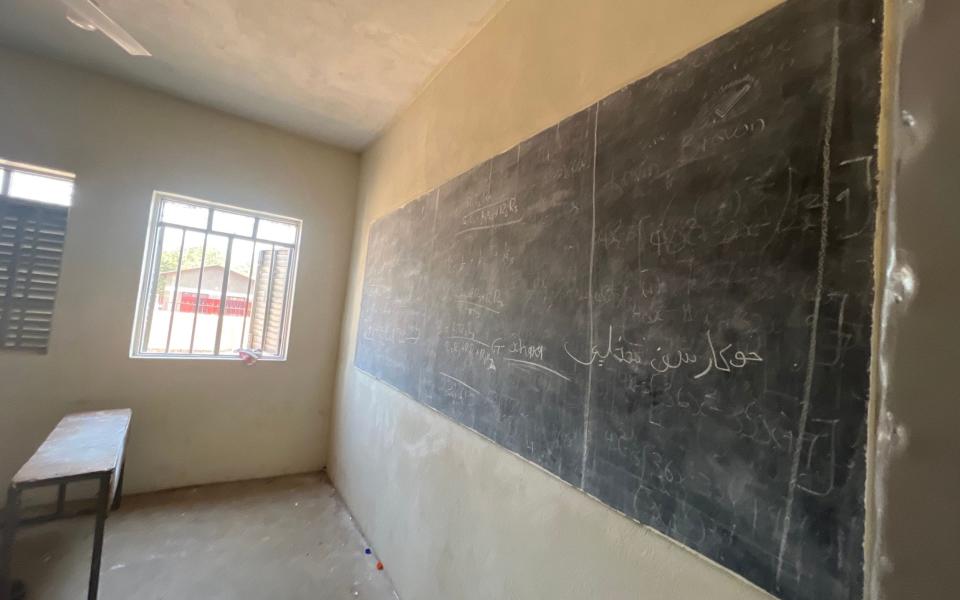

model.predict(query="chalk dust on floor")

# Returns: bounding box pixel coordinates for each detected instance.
[10,473,397,599]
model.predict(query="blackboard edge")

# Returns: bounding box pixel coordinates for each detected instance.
[352,364,781,600]
[360,0,799,242]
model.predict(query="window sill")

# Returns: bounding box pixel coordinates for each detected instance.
[128,353,287,362]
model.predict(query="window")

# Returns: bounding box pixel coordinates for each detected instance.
[0,159,75,354]
[131,192,301,360]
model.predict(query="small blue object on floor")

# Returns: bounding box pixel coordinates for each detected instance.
[365,548,372,555]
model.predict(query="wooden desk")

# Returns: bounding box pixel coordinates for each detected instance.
[0,409,132,600]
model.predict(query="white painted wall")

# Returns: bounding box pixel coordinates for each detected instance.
[0,48,359,497]
[331,1,786,599]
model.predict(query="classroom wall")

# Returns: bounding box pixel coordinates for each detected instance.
[0,48,359,497]
[867,0,960,597]
[330,1,785,599]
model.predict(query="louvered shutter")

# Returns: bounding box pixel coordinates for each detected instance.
[247,247,291,355]
[0,197,68,353]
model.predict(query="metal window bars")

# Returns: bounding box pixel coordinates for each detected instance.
[131,192,301,361]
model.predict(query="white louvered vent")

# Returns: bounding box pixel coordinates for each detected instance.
[248,247,291,355]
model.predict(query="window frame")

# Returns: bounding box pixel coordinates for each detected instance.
[0,159,76,354]
[129,191,302,362]
[0,158,76,207]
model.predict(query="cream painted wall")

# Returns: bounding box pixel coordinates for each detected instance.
[0,48,359,497]
[331,1,786,599]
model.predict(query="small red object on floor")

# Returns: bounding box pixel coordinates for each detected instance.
[376,561,384,571]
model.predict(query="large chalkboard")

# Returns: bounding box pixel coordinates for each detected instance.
[355,1,881,598]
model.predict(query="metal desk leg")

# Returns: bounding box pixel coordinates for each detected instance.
[87,476,110,600]
[0,486,21,600]
[111,461,125,511]
[56,483,67,517]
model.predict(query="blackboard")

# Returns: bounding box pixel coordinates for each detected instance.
[355,192,435,398]
[354,1,881,598]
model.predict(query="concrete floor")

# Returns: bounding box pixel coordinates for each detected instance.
[10,473,398,600]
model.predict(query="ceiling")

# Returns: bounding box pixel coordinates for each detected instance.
[0,0,506,149]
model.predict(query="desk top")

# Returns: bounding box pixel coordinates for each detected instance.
[13,409,132,485]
